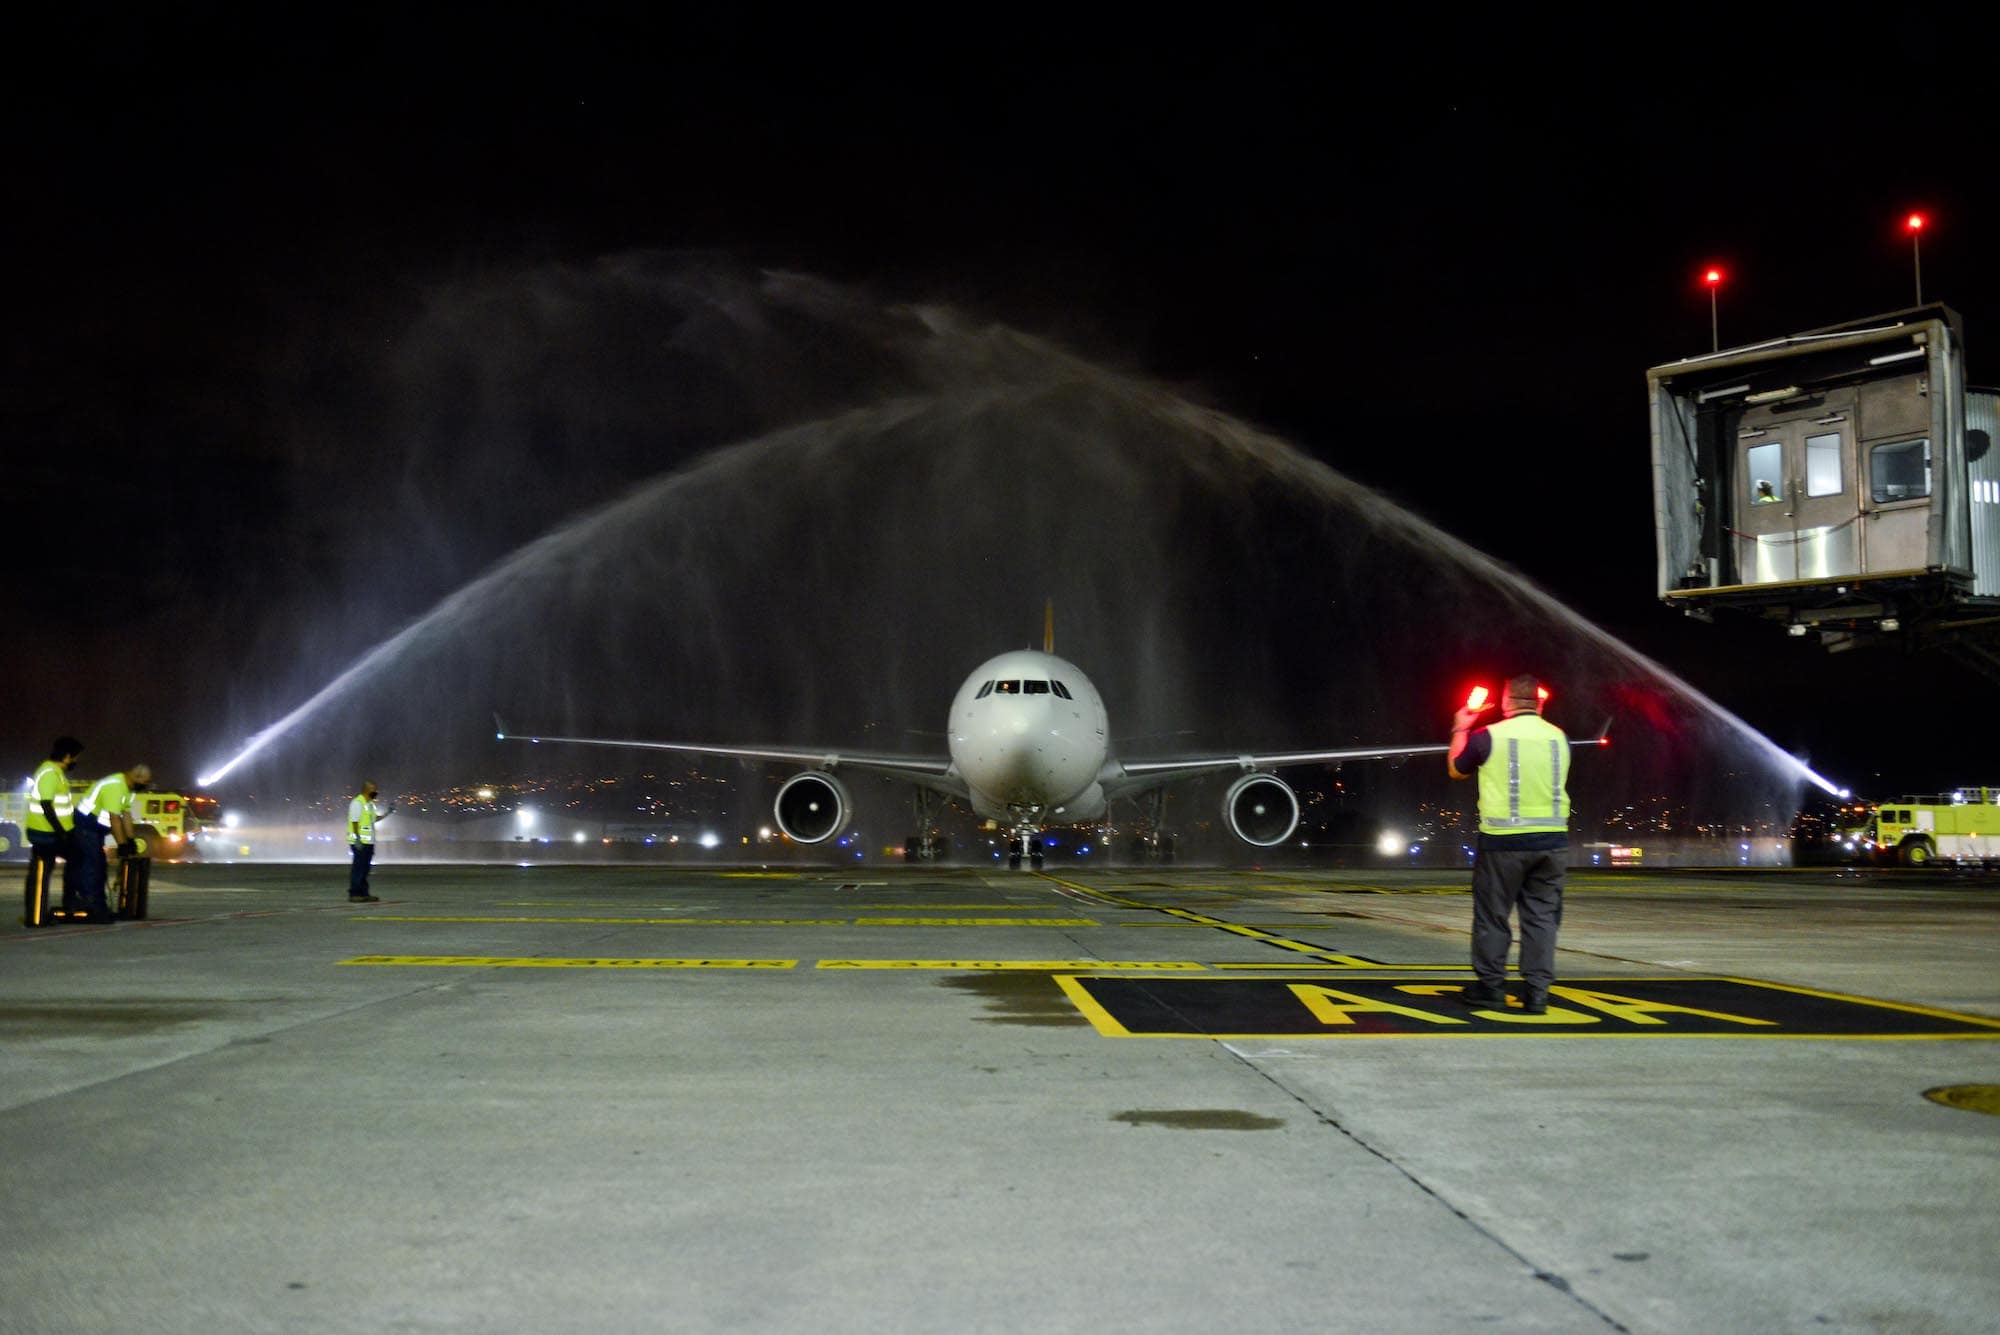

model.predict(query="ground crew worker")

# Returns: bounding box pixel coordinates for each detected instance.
[23,737,90,925]
[1447,675,1571,1015]
[75,764,152,920]
[347,781,393,902]
[1754,480,1781,504]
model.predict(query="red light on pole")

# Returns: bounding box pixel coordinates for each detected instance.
[1904,212,1927,305]
[1701,266,1724,352]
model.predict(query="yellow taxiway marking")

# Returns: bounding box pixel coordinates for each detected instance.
[362,915,849,925]
[358,915,1097,927]
[1053,973,2000,1041]
[853,903,1047,910]
[1035,873,1375,965]
[342,955,796,969]
[1115,921,1380,930]
[817,960,1206,971]
[854,917,1097,927]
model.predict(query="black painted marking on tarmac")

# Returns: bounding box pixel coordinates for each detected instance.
[1053,975,2000,1040]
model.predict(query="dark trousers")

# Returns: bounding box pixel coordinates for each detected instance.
[349,842,375,896]
[1471,847,1566,993]
[70,815,111,913]
[25,828,66,922]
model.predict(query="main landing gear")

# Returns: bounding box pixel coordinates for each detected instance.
[1127,790,1176,863]
[903,791,949,863]
[904,834,949,862]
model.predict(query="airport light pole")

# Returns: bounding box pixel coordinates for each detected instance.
[1703,267,1723,352]
[1906,212,1925,305]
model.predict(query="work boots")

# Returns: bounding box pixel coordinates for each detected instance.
[1458,981,1509,1008]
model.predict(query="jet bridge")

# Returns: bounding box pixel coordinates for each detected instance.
[1648,305,2000,675]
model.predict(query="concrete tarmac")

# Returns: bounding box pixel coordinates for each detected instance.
[2,862,1996,1333]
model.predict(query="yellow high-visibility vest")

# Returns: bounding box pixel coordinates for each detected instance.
[80,773,134,820]
[348,795,381,845]
[26,761,73,834]
[1477,713,1571,837]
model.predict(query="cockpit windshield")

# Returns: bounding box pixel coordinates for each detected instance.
[984,679,1067,698]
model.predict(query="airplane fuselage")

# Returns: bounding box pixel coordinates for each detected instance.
[947,650,1109,825]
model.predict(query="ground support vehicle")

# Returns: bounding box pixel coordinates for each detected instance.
[1869,788,2000,865]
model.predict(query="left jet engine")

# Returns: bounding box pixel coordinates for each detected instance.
[1224,773,1300,847]
[774,771,850,844]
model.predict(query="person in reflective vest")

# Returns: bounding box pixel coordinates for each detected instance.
[74,764,151,921]
[346,781,393,903]
[1447,676,1571,1015]
[23,736,91,924]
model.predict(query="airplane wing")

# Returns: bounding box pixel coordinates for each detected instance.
[1103,725,1610,801]
[494,727,967,798]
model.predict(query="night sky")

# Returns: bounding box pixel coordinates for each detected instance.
[6,10,1998,800]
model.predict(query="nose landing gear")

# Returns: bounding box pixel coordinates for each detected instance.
[1005,833,1045,871]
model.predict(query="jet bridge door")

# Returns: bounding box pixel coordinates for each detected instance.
[1733,399,1861,584]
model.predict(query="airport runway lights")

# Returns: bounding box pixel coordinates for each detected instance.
[1905,212,1926,305]
[1702,267,1724,352]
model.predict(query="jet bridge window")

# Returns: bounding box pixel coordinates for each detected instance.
[994,681,1021,694]
[1745,441,1784,505]
[1804,432,1843,498]
[1051,681,1073,699]
[975,681,994,699]
[1871,439,1930,504]
[1024,680,1051,694]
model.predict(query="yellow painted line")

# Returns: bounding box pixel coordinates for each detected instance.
[854,903,1044,910]
[341,955,797,969]
[361,915,849,925]
[1036,872,1375,965]
[1204,961,1470,971]
[720,872,802,879]
[360,915,1097,927]
[816,960,1206,971]
[1055,974,1130,1033]
[1053,973,2000,1040]
[1706,976,2000,1030]
[1112,923,1360,935]
[852,918,1098,927]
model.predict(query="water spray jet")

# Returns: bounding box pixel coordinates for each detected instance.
[195,262,1845,844]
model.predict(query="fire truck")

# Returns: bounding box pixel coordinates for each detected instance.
[1866,788,2000,865]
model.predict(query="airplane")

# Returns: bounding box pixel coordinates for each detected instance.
[498,608,1607,869]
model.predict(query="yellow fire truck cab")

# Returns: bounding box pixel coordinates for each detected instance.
[132,791,221,855]
[1869,788,2000,866]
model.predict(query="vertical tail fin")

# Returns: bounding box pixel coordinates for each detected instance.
[1043,598,1055,654]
